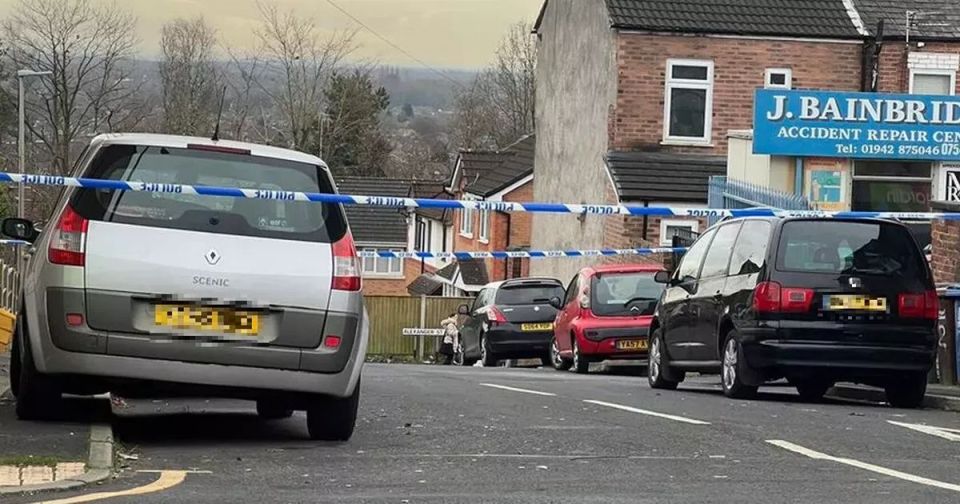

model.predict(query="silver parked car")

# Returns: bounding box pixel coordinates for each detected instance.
[2,133,368,441]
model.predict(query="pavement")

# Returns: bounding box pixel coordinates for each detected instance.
[0,363,957,503]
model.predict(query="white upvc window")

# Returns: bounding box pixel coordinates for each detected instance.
[659,219,700,247]
[765,68,793,90]
[663,59,714,145]
[459,207,474,237]
[361,249,403,277]
[910,69,956,95]
[478,209,489,242]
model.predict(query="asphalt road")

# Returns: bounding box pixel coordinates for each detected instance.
[8,363,960,503]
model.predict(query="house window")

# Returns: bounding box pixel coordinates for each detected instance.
[361,249,403,276]
[765,68,793,90]
[663,59,714,145]
[478,209,489,242]
[415,219,429,251]
[660,219,700,247]
[910,70,956,95]
[459,207,474,237]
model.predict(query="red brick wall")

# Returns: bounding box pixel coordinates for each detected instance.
[611,34,863,154]
[931,219,960,285]
[451,182,534,283]
[363,258,434,297]
[876,44,960,95]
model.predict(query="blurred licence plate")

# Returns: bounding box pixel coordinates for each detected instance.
[154,305,260,336]
[617,339,648,350]
[823,295,887,312]
[521,323,553,332]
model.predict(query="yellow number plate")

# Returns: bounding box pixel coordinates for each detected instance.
[824,295,888,312]
[521,323,554,332]
[616,339,649,350]
[154,305,260,336]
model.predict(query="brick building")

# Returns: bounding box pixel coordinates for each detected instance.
[530,0,960,281]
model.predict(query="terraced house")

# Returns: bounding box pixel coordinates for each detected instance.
[531,0,960,281]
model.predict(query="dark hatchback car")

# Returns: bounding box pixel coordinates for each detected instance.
[458,278,565,367]
[649,217,937,408]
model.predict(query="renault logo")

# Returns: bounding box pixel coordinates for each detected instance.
[205,249,221,265]
[849,277,862,289]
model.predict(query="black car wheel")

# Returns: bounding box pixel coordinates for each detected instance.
[480,333,499,367]
[648,329,681,390]
[571,338,589,374]
[14,312,62,420]
[721,331,758,399]
[257,399,294,420]
[307,378,360,441]
[550,336,572,371]
[884,372,927,409]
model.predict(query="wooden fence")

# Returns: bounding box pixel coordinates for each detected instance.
[365,295,471,357]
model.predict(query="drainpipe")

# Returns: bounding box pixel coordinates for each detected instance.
[795,158,804,198]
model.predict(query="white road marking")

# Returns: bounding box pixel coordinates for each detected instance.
[767,440,960,493]
[479,383,557,397]
[887,421,960,442]
[582,400,710,425]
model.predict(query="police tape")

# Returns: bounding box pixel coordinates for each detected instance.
[0,239,28,245]
[3,172,959,220]
[356,247,686,260]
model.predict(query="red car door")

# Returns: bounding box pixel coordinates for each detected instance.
[554,273,583,354]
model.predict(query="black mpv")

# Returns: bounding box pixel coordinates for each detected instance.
[649,217,937,408]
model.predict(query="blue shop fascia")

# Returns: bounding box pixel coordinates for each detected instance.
[727,89,960,247]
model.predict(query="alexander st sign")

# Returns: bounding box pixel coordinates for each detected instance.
[753,89,960,161]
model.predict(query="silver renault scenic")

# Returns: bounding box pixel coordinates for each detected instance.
[2,133,368,441]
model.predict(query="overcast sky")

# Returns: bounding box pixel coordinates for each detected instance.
[0,0,544,69]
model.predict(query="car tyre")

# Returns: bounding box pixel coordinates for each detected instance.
[550,336,572,371]
[14,313,62,420]
[721,331,758,399]
[884,372,927,409]
[571,338,589,374]
[480,333,499,367]
[648,329,681,390]
[257,399,294,420]
[794,379,833,402]
[307,378,360,441]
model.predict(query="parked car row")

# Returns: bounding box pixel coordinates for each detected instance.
[459,216,938,408]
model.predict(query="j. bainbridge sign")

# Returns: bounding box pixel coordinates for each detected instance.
[754,89,960,161]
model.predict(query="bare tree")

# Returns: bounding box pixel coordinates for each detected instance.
[1,0,139,175]
[159,17,220,136]
[452,22,537,149]
[223,48,266,141]
[253,2,357,150]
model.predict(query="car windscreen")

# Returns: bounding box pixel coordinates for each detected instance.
[71,144,347,243]
[776,220,926,278]
[591,272,664,316]
[495,284,564,306]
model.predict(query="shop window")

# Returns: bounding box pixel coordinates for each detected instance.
[663,59,714,144]
[910,70,955,95]
[764,68,793,90]
[852,161,932,213]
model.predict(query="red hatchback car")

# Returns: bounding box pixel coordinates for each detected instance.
[550,264,666,373]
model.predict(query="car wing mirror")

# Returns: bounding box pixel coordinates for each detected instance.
[653,270,672,285]
[1,217,39,243]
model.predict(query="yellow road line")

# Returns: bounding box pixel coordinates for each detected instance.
[30,471,188,504]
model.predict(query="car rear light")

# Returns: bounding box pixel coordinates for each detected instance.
[66,313,84,326]
[753,282,814,313]
[48,206,89,267]
[899,290,938,320]
[323,335,342,349]
[332,233,362,291]
[487,306,507,325]
[186,143,251,155]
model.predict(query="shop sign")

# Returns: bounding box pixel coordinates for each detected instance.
[944,167,960,202]
[754,89,960,161]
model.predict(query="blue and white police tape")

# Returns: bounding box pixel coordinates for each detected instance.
[0,239,28,246]
[356,247,686,260]
[3,172,960,220]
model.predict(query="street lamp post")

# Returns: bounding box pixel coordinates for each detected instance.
[16,69,52,219]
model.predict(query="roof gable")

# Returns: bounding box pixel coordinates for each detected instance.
[454,135,536,198]
[605,0,864,39]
